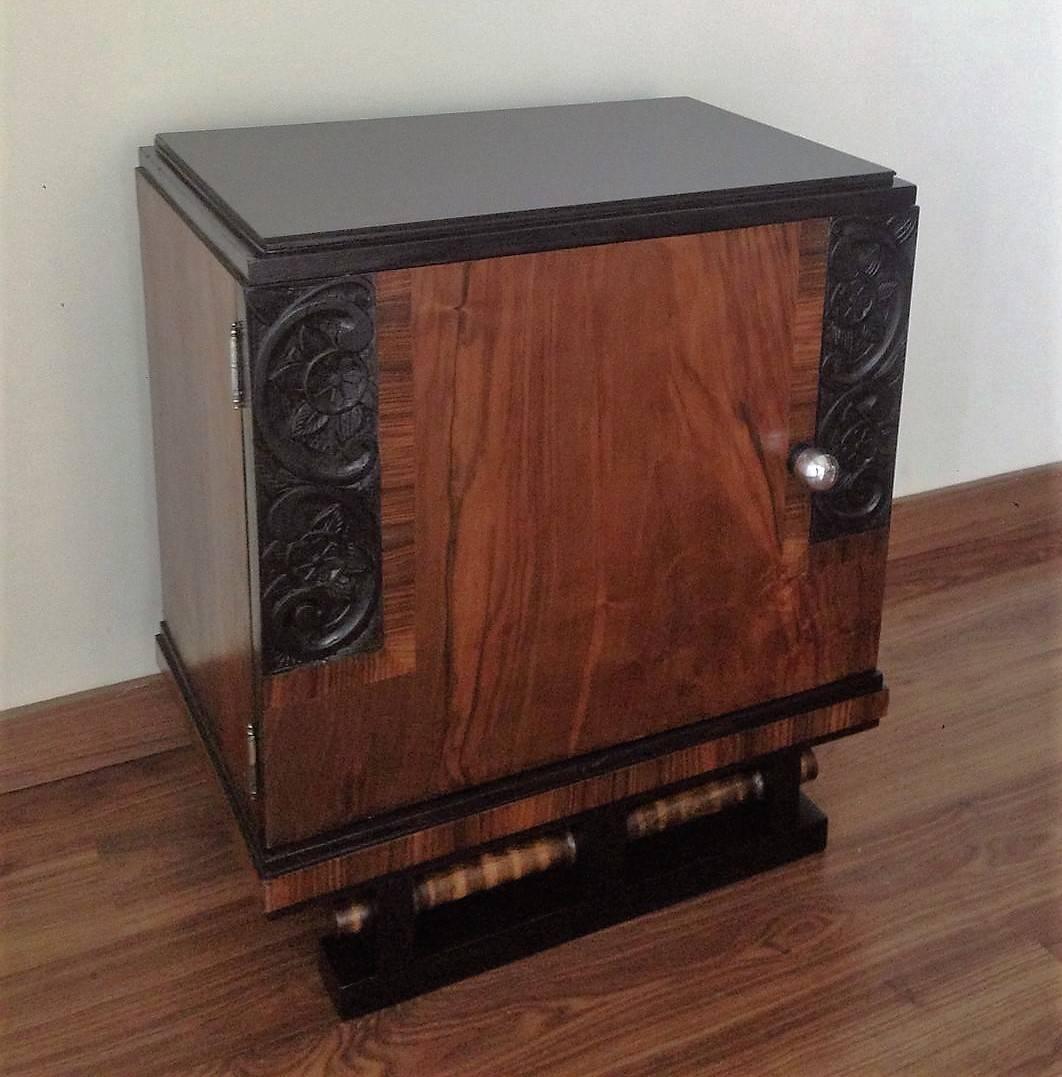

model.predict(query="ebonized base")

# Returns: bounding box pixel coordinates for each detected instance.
[319,772,827,1020]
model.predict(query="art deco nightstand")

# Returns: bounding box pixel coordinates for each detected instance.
[137,97,918,1017]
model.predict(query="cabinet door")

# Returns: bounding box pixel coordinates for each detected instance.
[255,218,912,846]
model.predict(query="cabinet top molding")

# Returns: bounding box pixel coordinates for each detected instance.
[140,97,916,283]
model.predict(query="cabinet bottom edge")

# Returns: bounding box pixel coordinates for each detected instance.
[155,622,885,913]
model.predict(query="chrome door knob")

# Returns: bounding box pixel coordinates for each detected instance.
[790,446,840,492]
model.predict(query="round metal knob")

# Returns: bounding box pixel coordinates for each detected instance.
[790,446,840,492]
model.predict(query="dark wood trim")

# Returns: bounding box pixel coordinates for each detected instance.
[243,275,384,673]
[810,209,919,541]
[139,146,916,285]
[0,675,189,795]
[152,99,899,257]
[155,131,893,254]
[135,157,254,284]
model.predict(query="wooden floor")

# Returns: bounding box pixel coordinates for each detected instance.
[2,467,1061,1076]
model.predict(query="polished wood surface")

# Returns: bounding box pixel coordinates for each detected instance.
[155,99,892,253]
[261,690,883,912]
[137,175,256,814]
[413,223,833,769]
[781,219,831,573]
[6,463,1047,794]
[0,675,188,795]
[7,465,1048,802]
[260,223,893,845]
[1,466,1058,1075]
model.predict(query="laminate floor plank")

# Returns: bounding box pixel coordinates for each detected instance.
[1,491,1060,1075]
[186,748,1062,1077]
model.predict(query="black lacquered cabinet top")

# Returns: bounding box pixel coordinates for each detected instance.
[155,98,894,248]
[143,97,914,282]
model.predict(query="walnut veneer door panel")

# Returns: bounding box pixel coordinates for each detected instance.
[261,221,889,846]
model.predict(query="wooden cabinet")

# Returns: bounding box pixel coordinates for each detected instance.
[138,97,917,1015]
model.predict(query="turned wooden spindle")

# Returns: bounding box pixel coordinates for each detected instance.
[334,752,820,933]
[626,748,820,841]
[800,747,819,783]
[415,831,577,912]
[333,901,373,935]
[334,831,577,934]
[626,771,765,840]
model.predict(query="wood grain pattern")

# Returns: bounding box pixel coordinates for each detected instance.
[6,464,1050,808]
[261,224,891,846]
[0,675,189,795]
[416,225,805,771]
[781,217,829,573]
[137,174,256,814]
[887,461,1062,602]
[0,473,1058,1076]
[9,465,1050,801]
[261,689,885,912]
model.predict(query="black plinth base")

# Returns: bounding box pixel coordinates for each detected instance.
[319,773,828,1021]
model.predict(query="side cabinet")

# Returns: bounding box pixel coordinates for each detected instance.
[138,97,917,1017]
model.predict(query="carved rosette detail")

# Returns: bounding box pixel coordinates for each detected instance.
[247,277,382,672]
[810,210,918,541]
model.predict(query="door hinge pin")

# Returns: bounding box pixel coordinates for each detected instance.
[229,321,246,409]
[246,722,258,798]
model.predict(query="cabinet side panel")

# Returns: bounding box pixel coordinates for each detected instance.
[137,173,256,809]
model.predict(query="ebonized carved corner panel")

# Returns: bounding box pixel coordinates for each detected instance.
[810,209,919,542]
[245,276,383,673]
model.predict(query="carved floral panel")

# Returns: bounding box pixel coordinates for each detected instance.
[246,276,382,672]
[811,209,919,541]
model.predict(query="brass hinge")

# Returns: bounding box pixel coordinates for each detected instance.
[229,321,246,409]
[246,722,259,799]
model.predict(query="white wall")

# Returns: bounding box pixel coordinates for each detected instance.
[2,1,1061,709]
